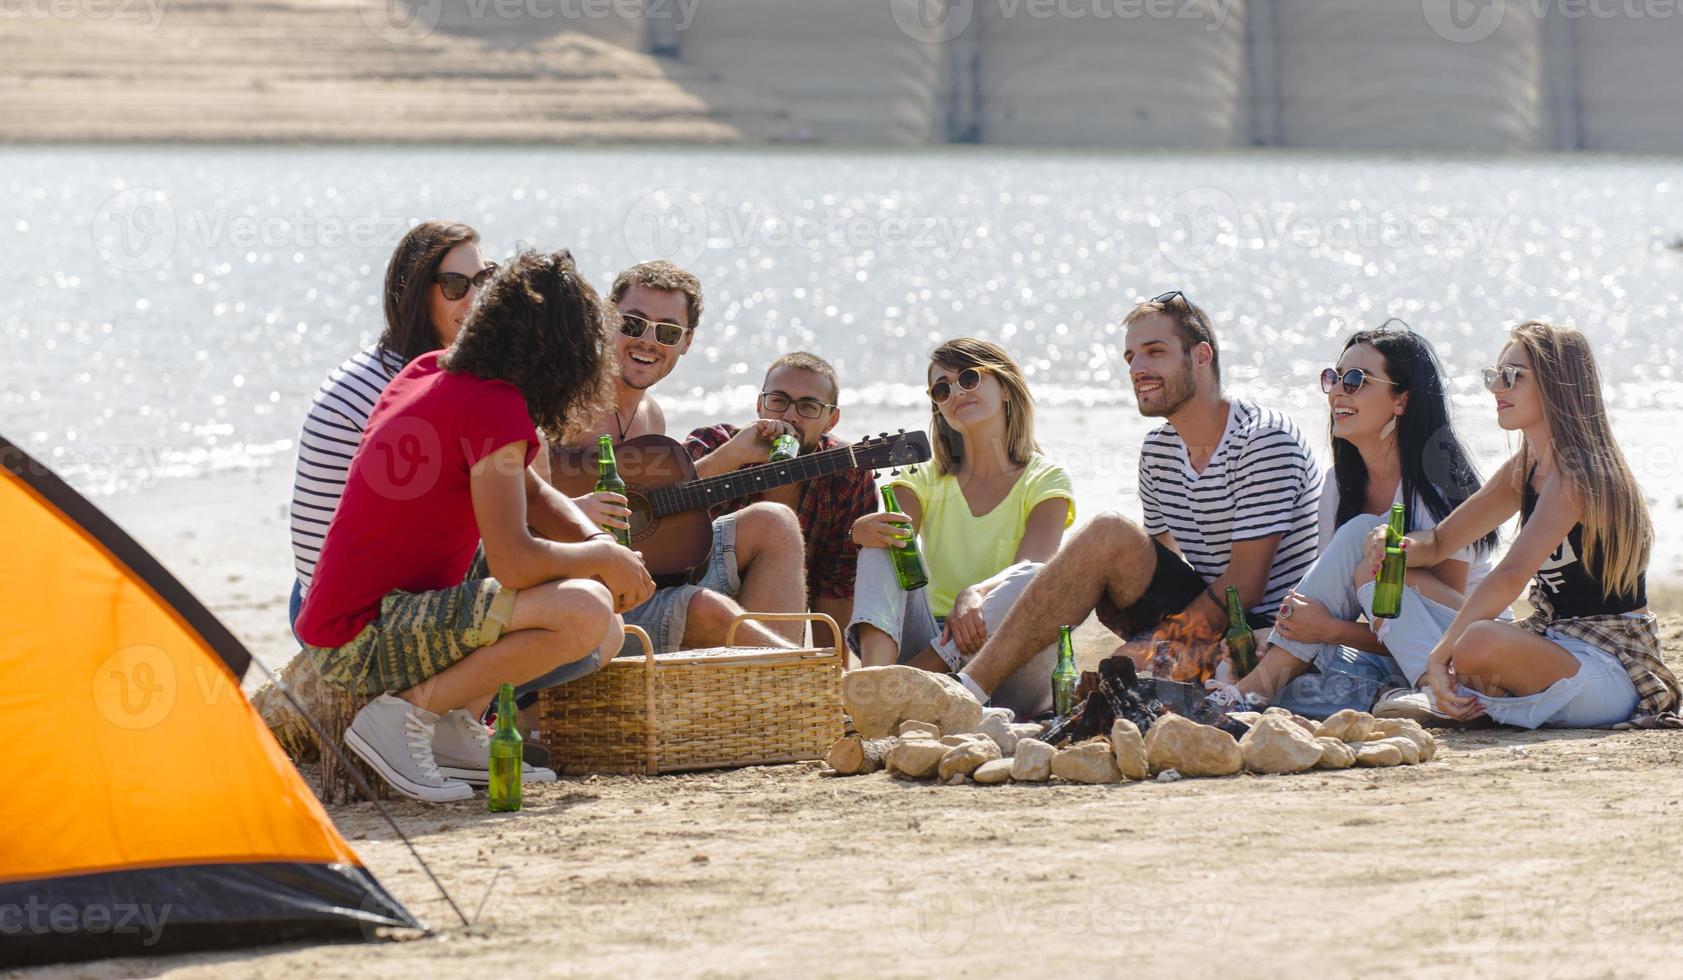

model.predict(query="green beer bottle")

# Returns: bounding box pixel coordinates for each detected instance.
[879,486,928,592]
[1052,625,1079,719]
[1224,586,1259,678]
[1371,503,1408,619]
[768,433,799,463]
[593,435,632,547]
[487,683,522,813]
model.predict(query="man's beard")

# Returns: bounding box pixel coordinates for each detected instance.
[1138,361,1196,418]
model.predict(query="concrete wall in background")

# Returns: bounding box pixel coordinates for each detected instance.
[973,0,1250,147]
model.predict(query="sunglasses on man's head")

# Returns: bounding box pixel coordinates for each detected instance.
[928,367,986,404]
[1152,290,1189,306]
[1483,364,1529,393]
[1320,367,1402,395]
[760,390,835,420]
[619,312,689,347]
[436,264,498,301]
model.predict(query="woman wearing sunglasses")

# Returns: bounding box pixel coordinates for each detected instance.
[1358,321,1675,728]
[288,220,496,638]
[847,338,1075,718]
[1224,322,1496,717]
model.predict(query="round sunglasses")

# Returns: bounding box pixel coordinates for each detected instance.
[1320,367,1402,395]
[929,367,988,404]
[619,312,689,347]
[1483,365,1530,393]
[435,264,497,301]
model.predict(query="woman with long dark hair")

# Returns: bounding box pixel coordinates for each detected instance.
[1226,321,1497,717]
[288,220,494,634]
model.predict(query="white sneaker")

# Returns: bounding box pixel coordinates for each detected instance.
[343,695,473,803]
[432,709,557,785]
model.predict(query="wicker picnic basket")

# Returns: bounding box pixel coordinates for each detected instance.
[536,613,846,775]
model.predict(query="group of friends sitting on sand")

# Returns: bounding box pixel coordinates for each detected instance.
[287,219,1679,803]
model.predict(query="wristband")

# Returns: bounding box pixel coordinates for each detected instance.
[587,531,616,543]
[1204,585,1225,614]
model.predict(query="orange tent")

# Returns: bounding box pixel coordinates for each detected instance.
[0,435,419,965]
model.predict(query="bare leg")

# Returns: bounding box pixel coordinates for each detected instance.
[731,503,808,644]
[680,588,798,649]
[1236,644,1314,700]
[401,579,617,715]
[1450,620,1580,698]
[855,623,900,667]
[962,512,1161,696]
[904,646,949,673]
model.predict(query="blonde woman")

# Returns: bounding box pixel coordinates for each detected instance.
[1365,321,1679,728]
[847,339,1074,717]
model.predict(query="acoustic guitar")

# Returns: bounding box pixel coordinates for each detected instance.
[548,430,932,580]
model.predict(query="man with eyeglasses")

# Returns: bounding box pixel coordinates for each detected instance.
[548,260,810,654]
[685,351,878,648]
[951,292,1322,715]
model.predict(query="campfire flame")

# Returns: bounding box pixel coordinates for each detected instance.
[1120,613,1227,686]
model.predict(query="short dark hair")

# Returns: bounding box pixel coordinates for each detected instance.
[609,260,704,330]
[1124,293,1221,382]
[765,351,840,404]
[381,219,479,363]
[441,249,617,445]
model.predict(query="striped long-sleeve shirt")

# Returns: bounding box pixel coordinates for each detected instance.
[289,344,407,594]
[1137,399,1322,617]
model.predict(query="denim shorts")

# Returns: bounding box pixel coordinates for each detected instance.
[1472,629,1640,729]
[620,512,741,655]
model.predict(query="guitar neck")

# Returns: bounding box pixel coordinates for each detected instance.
[647,445,859,518]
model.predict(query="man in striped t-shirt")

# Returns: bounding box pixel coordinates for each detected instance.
[957,292,1321,706]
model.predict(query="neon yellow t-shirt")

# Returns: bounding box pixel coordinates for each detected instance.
[890,452,1075,618]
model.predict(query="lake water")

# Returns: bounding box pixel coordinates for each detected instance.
[6,145,1683,577]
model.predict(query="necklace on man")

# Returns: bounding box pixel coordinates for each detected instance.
[613,406,631,442]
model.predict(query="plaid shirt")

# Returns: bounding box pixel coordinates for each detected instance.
[684,424,878,602]
[1518,582,1682,728]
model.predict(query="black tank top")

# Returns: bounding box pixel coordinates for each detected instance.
[1521,466,1646,618]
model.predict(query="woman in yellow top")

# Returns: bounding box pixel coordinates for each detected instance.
[848,338,1075,717]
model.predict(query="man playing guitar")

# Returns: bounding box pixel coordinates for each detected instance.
[685,352,878,649]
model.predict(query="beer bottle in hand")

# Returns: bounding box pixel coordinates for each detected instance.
[1052,625,1079,719]
[879,486,928,592]
[768,433,799,463]
[487,683,522,813]
[1224,586,1259,678]
[594,435,632,547]
[1372,503,1406,619]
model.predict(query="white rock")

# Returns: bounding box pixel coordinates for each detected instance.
[843,665,984,739]
[938,739,1001,781]
[972,759,1014,785]
[898,720,939,739]
[1315,709,1374,744]
[1010,738,1054,782]
[978,713,1019,756]
[1355,742,1403,768]
[1156,768,1182,782]
[1377,736,1421,766]
[1109,719,1149,780]
[1315,736,1356,770]
[886,738,946,779]
[1143,715,1242,777]
[1240,714,1324,775]
[1051,739,1122,784]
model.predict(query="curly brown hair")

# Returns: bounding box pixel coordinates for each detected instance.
[609,259,704,329]
[440,249,617,444]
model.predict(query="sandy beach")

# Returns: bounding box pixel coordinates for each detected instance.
[33,456,1677,978]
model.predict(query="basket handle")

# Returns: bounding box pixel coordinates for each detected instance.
[622,625,657,775]
[725,612,843,662]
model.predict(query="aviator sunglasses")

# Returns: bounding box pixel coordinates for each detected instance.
[435,264,498,301]
[619,312,690,347]
[928,367,988,404]
[1482,364,1530,393]
[1320,367,1402,395]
